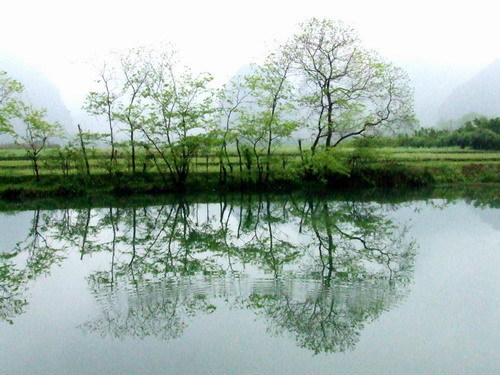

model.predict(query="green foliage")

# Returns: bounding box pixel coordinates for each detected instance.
[348,144,386,171]
[0,71,23,134]
[287,18,415,148]
[300,149,350,183]
[436,112,486,131]
[13,105,63,181]
[393,117,500,150]
[2,26,499,192]
[0,195,417,351]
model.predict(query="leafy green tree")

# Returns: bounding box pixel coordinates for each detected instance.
[114,48,151,174]
[230,58,298,183]
[216,75,252,182]
[14,104,63,181]
[240,55,298,183]
[139,47,216,185]
[0,71,23,134]
[72,124,108,176]
[84,62,120,172]
[395,116,500,150]
[286,18,415,151]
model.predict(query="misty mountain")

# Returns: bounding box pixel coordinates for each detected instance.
[397,59,481,127]
[232,60,485,131]
[0,52,73,142]
[437,59,500,123]
[2,52,496,140]
[232,60,496,131]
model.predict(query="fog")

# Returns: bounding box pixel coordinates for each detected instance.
[1,0,499,133]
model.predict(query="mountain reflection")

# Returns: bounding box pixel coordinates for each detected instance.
[1,194,416,353]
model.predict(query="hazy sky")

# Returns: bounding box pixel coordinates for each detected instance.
[2,0,499,110]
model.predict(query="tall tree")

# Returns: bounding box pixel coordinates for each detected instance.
[115,48,151,174]
[287,18,415,151]
[243,54,297,182]
[217,75,252,181]
[139,47,216,185]
[84,62,120,172]
[234,55,298,183]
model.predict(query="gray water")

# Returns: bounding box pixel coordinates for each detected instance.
[0,192,498,374]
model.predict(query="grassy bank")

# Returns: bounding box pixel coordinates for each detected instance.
[0,147,498,200]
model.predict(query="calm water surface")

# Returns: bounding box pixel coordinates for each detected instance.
[0,192,498,374]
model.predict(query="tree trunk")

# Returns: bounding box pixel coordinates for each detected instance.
[236,139,243,183]
[77,124,91,176]
[130,130,136,174]
[325,126,333,147]
[32,154,40,182]
[298,139,305,163]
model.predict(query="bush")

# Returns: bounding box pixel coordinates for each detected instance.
[299,149,350,183]
[390,117,500,150]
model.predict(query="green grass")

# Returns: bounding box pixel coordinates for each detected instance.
[0,146,498,199]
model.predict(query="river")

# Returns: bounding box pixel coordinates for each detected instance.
[0,190,498,374]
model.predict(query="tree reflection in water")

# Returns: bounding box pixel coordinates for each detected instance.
[0,194,415,353]
[0,209,65,323]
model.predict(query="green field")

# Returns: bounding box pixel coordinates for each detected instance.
[2,146,498,174]
[0,146,498,199]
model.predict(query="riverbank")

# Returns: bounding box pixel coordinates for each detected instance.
[0,147,498,201]
[0,176,498,214]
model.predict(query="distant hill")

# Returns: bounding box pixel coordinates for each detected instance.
[437,59,500,122]
[397,59,481,127]
[0,52,73,143]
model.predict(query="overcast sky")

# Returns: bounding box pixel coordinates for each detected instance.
[2,0,499,110]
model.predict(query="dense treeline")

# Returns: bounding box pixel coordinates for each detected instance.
[0,18,415,188]
[370,117,500,150]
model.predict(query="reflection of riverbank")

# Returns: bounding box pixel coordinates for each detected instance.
[1,191,499,375]
[0,184,498,213]
[0,194,417,352]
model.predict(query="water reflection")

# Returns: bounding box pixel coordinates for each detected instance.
[1,194,416,353]
[244,279,405,354]
[0,209,65,323]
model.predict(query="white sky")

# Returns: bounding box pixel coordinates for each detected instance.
[2,0,499,110]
